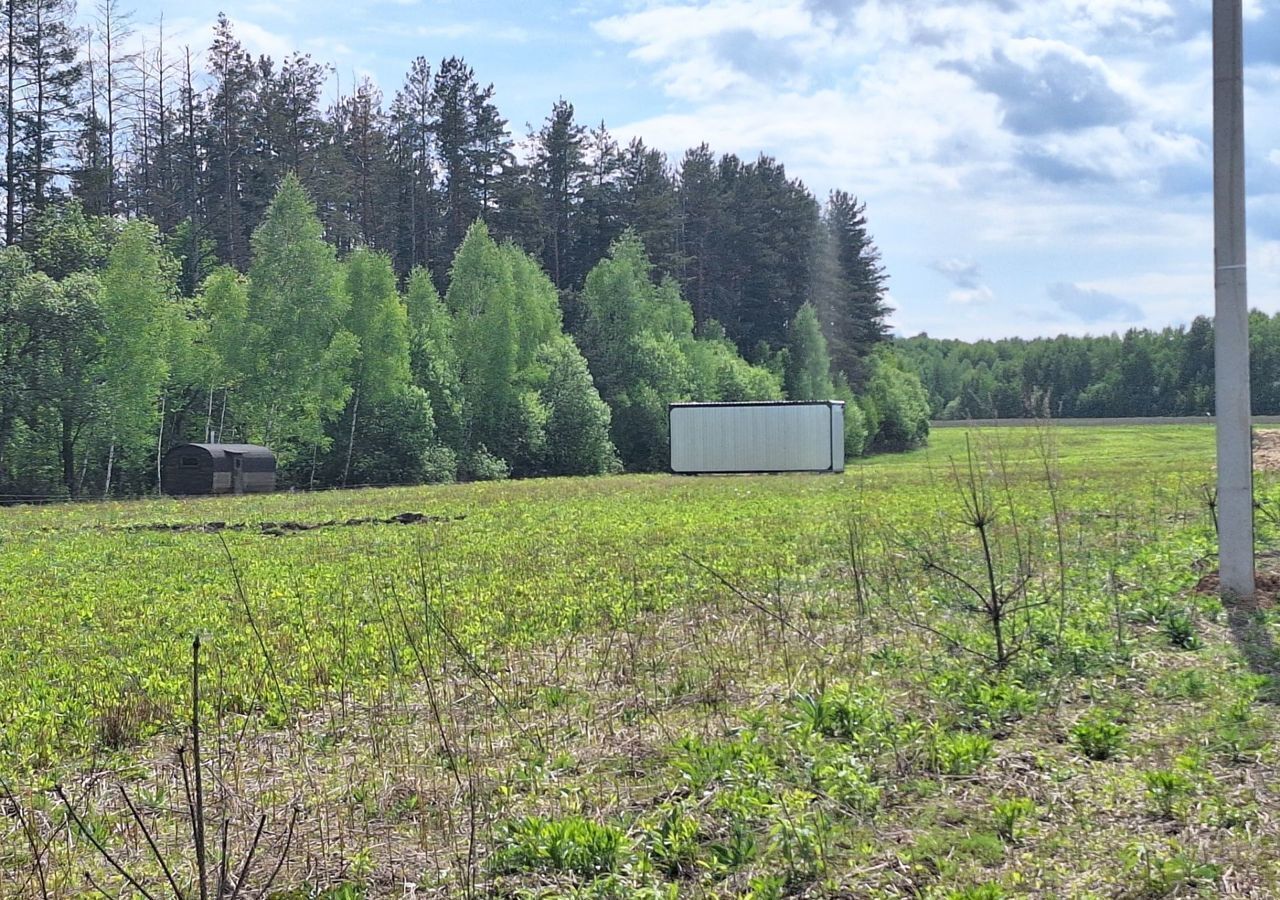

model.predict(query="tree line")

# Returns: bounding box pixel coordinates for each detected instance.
[0,176,931,498]
[897,313,1280,420]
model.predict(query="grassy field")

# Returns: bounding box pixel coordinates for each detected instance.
[2,424,1278,898]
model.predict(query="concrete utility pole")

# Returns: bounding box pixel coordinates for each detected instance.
[1213,0,1255,597]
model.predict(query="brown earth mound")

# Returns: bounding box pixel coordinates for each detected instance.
[118,511,460,537]
[1193,570,1280,609]
[1254,429,1280,472]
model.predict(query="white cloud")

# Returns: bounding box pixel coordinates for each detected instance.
[589,0,1280,339]
[948,284,996,305]
[412,22,531,42]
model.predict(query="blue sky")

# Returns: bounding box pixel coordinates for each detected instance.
[109,0,1280,341]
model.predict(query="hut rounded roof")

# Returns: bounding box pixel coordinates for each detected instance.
[166,443,275,460]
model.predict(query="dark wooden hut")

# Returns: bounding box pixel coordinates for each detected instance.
[161,444,276,495]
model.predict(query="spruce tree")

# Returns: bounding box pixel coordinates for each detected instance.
[817,191,889,383]
[531,99,586,288]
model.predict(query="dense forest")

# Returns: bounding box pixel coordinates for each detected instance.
[0,3,931,498]
[898,313,1280,420]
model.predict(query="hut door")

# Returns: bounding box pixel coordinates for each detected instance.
[232,455,245,494]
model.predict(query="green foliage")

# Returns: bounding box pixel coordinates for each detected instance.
[579,231,782,470]
[811,750,881,814]
[790,683,891,748]
[24,201,116,280]
[641,805,702,876]
[405,266,464,453]
[319,387,445,486]
[923,726,994,775]
[940,885,1008,900]
[865,350,931,451]
[1121,842,1223,897]
[833,373,869,457]
[492,815,629,878]
[1162,610,1202,650]
[97,220,176,467]
[342,248,411,405]
[783,303,835,401]
[940,676,1038,730]
[768,789,831,887]
[460,445,511,481]
[535,337,620,476]
[991,797,1034,843]
[199,266,250,397]
[448,224,520,465]
[1071,712,1126,761]
[1143,769,1194,820]
[240,174,357,454]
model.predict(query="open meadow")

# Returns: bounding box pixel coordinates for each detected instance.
[2,425,1279,898]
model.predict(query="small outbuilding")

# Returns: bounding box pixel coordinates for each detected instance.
[161,443,276,495]
[669,401,845,474]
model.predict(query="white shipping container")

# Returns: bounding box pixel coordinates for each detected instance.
[669,401,845,474]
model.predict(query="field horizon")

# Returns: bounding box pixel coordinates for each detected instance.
[3,425,1279,898]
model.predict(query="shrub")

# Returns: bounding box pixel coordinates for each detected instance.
[1143,769,1193,820]
[865,351,930,451]
[1071,712,1126,761]
[790,683,891,748]
[992,796,1035,843]
[491,815,629,878]
[1163,610,1202,650]
[459,445,510,481]
[924,726,994,775]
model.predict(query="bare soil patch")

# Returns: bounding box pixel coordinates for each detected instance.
[117,510,460,536]
[1253,429,1280,472]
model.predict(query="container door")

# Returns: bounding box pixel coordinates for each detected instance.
[231,455,245,494]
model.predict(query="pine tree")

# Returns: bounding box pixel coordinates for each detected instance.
[333,79,390,251]
[91,0,132,217]
[569,121,622,288]
[15,0,82,216]
[389,56,436,275]
[531,99,586,288]
[204,14,257,269]
[618,138,680,279]
[431,57,487,263]
[676,143,721,328]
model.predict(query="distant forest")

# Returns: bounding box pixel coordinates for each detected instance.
[0,3,933,497]
[899,313,1280,420]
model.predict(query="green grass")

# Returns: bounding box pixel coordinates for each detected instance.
[2,423,1278,898]
[0,426,1213,774]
